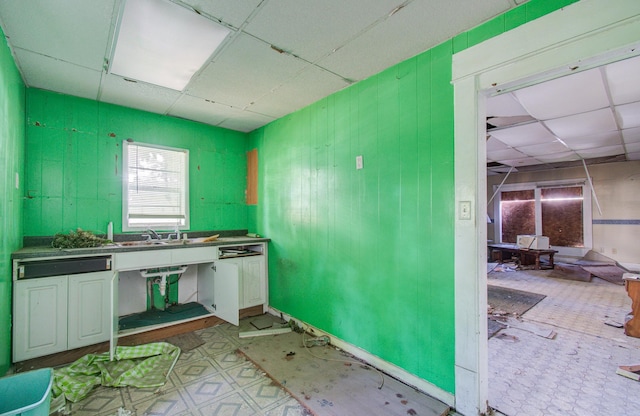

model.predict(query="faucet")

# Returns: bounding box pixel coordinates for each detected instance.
[145,228,161,240]
[168,226,181,241]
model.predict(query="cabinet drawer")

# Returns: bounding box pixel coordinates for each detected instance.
[172,247,217,265]
[115,250,174,270]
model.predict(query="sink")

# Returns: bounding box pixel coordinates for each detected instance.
[116,240,168,247]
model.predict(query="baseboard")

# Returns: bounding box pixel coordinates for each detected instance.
[267,306,455,408]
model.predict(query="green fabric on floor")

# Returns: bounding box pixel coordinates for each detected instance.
[52,342,180,403]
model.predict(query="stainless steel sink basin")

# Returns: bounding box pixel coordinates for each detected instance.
[116,240,168,247]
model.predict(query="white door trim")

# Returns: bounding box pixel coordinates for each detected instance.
[452,1,640,414]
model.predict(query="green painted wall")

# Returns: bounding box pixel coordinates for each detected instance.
[0,26,25,375]
[249,0,577,394]
[24,89,249,236]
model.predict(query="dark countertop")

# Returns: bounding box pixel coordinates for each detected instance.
[12,236,270,260]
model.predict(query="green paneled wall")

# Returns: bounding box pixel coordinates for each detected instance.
[249,0,577,394]
[0,26,25,375]
[24,89,249,236]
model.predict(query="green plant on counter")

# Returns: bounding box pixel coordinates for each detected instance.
[51,228,111,249]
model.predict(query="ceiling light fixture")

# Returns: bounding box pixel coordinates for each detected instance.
[110,0,230,91]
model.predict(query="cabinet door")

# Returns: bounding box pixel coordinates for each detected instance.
[68,271,112,349]
[13,276,68,361]
[242,256,266,308]
[212,261,239,326]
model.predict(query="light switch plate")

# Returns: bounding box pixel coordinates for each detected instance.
[459,201,472,220]
[356,155,363,170]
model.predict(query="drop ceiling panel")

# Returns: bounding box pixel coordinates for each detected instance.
[615,101,640,129]
[486,136,511,151]
[623,127,640,144]
[186,33,308,108]
[169,95,235,126]
[487,148,527,161]
[179,0,262,28]
[249,66,350,118]
[560,130,622,150]
[534,151,580,163]
[545,108,617,140]
[243,0,401,63]
[319,0,511,82]
[513,68,609,120]
[99,74,181,115]
[14,49,101,100]
[490,122,557,147]
[497,156,542,167]
[576,144,625,159]
[604,55,640,105]
[217,111,275,133]
[170,95,274,132]
[0,0,115,71]
[626,142,640,153]
[516,140,569,156]
[486,92,529,117]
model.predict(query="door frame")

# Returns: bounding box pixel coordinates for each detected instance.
[451,1,640,414]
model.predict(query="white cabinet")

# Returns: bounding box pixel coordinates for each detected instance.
[198,262,240,325]
[68,271,112,349]
[13,276,68,361]
[241,256,266,308]
[13,271,113,362]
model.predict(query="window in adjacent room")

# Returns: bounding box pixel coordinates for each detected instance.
[496,181,590,248]
[123,141,189,231]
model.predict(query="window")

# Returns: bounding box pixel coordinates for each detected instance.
[495,181,592,251]
[123,141,189,231]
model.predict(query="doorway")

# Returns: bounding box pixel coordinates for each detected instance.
[451,1,640,414]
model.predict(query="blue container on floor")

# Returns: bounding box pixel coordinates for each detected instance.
[0,368,53,416]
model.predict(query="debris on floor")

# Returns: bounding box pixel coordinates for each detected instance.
[616,364,640,381]
[239,327,292,338]
[52,342,180,403]
[576,250,629,285]
[605,320,624,328]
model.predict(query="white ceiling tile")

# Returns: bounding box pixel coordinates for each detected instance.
[217,111,275,133]
[186,33,308,108]
[561,130,622,150]
[318,0,511,81]
[576,144,625,159]
[545,108,617,140]
[625,142,640,154]
[14,49,101,100]
[489,122,557,147]
[179,0,262,28]
[496,157,542,167]
[604,55,640,105]
[516,140,569,157]
[615,101,640,129]
[622,127,640,144]
[249,66,350,118]
[627,152,640,161]
[486,136,511,151]
[487,148,527,161]
[243,0,400,63]
[0,0,115,70]
[168,95,235,126]
[99,74,181,115]
[486,92,529,117]
[534,151,581,163]
[513,68,609,120]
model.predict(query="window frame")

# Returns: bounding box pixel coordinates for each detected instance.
[122,140,190,232]
[492,179,593,257]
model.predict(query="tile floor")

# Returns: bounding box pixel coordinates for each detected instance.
[488,268,640,416]
[63,322,308,416]
[62,317,453,416]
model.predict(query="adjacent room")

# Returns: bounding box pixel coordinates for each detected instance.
[1,1,639,415]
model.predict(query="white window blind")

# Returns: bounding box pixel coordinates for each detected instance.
[123,141,189,230]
